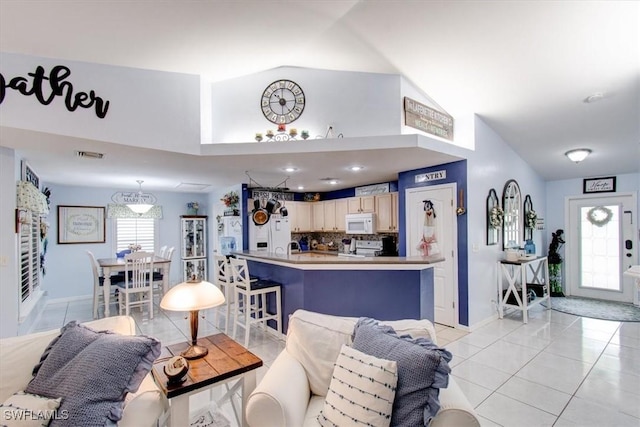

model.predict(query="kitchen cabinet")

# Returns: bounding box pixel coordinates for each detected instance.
[312,202,325,231]
[376,192,399,232]
[181,215,207,281]
[322,199,348,232]
[334,199,348,232]
[347,196,375,214]
[288,201,312,232]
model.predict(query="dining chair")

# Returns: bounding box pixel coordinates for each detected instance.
[117,251,155,318]
[229,257,282,347]
[153,247,174,300]
[87,251,123,319]
[158,245,168,259]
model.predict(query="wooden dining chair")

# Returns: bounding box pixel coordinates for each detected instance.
[153,247,174,300]
[213,255,234,333]
[117,251,155,318]
[87,251,122,319]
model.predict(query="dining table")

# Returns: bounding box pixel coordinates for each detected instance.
[97,255,171,317]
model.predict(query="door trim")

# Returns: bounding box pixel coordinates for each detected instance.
[564,192,637,301]
[405,183,459,327]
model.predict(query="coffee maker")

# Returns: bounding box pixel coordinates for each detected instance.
[379,236,398,256]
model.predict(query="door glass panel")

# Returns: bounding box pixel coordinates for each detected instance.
[580,205,620,291]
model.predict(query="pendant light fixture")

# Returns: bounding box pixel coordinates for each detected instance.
[127,180,154,214]
[565,148,592,163]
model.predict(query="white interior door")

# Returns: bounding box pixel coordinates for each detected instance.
[567,194,637,302]
[405,185,457,326]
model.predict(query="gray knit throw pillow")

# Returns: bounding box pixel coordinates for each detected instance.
[26,321,160,427]
[352,318,452,426]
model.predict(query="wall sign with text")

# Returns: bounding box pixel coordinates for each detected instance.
[404,97,454,141]
[0,65,110,119]
[583,177,616,194]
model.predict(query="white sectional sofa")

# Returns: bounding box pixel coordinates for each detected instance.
[0,316,166,427]
[246,309,480,427]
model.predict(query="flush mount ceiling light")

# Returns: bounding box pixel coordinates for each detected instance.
[127,180,154,214]
[565,148,592,163]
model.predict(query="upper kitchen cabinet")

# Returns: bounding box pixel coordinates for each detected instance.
[288,201,312,232]
[312,202,325,231]
[347,196,375,214]
[376,192,399,232]
[323,199,349,232]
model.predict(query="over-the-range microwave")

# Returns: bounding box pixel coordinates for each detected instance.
[345,213,376,235]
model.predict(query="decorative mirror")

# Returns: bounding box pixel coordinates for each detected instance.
[523,194,534,241]
[486,189,501,245]
[502,179,522,249]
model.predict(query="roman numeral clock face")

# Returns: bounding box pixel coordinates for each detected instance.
[261,80,305,124]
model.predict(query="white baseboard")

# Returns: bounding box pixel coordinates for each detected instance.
[467,313,500,332]
[45,295,93,305]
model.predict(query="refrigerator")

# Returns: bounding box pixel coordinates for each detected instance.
[249,215,291,255]
[218,216,243,255]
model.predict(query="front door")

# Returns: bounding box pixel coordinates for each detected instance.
[567,194,637,302]
[405,185,458,326]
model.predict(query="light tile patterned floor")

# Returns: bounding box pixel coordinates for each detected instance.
[30,299,640,427]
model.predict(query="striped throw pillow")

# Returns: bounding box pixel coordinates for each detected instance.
[318,345,397,427]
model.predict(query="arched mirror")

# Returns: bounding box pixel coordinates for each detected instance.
[523,194,533,241]
[502,179,522,249]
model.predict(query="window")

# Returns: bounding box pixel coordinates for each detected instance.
[115,217,156,252]
[19,211,40,302]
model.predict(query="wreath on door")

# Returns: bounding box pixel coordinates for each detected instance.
[586,206,613,227]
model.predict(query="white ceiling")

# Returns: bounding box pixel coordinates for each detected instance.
[1,1,638,192]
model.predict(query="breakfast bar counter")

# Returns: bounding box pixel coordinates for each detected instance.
[232,250,443,332]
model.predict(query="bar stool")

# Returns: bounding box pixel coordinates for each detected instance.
[213,255,234,333]
[229,257,282,347]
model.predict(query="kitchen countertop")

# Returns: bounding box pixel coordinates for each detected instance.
[232,250,444,270]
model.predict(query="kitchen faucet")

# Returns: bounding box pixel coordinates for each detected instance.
[287,241,300,256]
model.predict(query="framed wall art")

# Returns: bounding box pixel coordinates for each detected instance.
[58,205,105,244]
[583,176,616,194]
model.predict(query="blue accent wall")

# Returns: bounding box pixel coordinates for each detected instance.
[246,260,434,332]
[398,160,469,326]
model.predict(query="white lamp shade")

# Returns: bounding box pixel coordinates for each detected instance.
[565,149,591,163]
[160,279,225,312]
[127,203,154,214]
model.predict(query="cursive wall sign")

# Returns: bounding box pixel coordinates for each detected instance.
[0,65,110,118]
[583,176,616,194]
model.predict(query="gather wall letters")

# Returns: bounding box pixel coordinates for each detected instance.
[0,65,110,118]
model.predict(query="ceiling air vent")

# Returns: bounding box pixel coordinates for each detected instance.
[76,150,104,159]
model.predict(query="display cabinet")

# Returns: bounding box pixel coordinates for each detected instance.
[181,215,207,281]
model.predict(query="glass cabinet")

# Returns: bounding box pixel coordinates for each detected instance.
[181,215,207,281]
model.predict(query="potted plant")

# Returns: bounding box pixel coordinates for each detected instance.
[548,229,565,297]
[221,191,240,216]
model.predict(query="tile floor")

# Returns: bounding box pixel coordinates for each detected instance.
[30,299,640,427]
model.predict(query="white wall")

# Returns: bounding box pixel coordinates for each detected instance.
[42,184,210,300]
[466,116,546,326]
[0,53,201,154]
[208,67,403,143]
[0,147,19,337]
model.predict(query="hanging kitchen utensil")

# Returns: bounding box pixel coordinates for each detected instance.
[251,198,270,225]
[265,198,281,214]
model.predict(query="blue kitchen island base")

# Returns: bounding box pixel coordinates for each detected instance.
[245,258,436,333]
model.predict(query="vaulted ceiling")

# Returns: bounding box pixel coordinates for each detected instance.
[0,1,638,192]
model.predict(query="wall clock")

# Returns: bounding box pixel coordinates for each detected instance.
[261,80,305,124]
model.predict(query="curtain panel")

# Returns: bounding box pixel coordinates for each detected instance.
[107,204,163,219]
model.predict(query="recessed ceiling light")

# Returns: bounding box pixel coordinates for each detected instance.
[583,93,604,103]
[349,166,363,172]
[284,167,298,172]
[297,186,304,190]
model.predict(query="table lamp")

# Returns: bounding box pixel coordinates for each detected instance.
[160,276,225,359]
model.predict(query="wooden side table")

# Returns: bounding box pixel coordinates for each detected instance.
[497,256,550,323]
[152,333,262,427]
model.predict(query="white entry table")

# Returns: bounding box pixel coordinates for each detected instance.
[497,256,549,323]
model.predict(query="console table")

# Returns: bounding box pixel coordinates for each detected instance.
[497,256,550,323]
[152,333,262,427]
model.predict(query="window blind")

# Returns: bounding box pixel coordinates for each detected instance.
[115,218,156,252]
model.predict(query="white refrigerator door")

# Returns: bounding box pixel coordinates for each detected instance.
[269,217,291,255]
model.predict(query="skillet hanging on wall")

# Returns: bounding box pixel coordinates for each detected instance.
[252,198,270,226]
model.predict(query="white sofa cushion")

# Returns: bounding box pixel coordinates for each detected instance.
[285,310,441,398]
[0,391,62,427]
[318,345,397,427]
